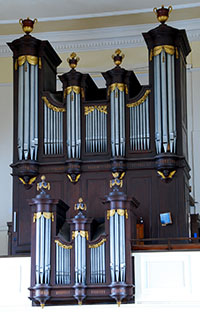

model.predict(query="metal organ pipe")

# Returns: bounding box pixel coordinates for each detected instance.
[66,91,81,159]
[109,211,126,283]
[17,60,39,161]
[34,214,52,285]
[153,49,177,154]
[55,241,71,285]
[127,91,150,152]
[85,106,107,153]
[89,239,106,284]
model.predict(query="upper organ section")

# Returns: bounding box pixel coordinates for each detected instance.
[8,20,191,166]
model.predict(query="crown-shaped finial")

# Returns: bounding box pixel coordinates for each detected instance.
[153,5,172,24]
[19,17,37,35]
[112,49,125,66]
[67,52,80,69]
[110,172,125,189]
[37,175,50,193]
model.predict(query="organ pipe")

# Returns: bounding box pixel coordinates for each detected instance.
[17,59,39,161]
[153,48,177,153]
[127,90,150,151]
[66,91,81,159]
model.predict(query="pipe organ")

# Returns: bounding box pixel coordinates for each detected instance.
[8,6,192,307]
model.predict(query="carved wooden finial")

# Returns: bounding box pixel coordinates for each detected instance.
[112,49,125,66]
[67,52,80,69]
[153,5,172,24]
[37,175,50,193]
[19,17,37,34]
[74,197,87,211]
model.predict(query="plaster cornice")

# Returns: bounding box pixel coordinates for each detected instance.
[1,18,200,57]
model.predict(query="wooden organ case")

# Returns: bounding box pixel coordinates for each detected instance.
[8,7,191,306]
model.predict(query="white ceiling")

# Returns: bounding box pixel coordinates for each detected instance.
[0,0,200,23]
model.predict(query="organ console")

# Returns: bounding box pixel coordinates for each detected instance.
[7,6,191,306]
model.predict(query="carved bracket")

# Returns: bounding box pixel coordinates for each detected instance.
[157,169,176,183]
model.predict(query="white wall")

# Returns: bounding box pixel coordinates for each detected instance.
[0,255,200,311]
[0,83,13,255]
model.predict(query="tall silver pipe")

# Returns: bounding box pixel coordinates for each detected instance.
[136,105,140,150]
[171,54,177,153]
[30,65,35,160]
[161,50,168,153]
[50,109,54,154]
[133,107,137,151]
[97,246,99,283]
[60,112,63,154]
[99,245,102,283]
[102,242,106,283]
[119,90,123,156]
[75,236,78,283]
[24,61,30,160]
[130,107,133,150]
[115,89,119,156]
[35,217,41,284]
[58,245,61,284]
[56,243,58,284]
[44,104,47,155]
[18,65,24,160]
[105,111,107,152]
[71,92,75,158]
[78,234,82,283]
[120,90,125,156]
[61,246,64,284]
[88,111,91,152]
[111,91,115,156]
[154,54,162,153]
[114,212,119,282]
[102,110,104,152]
[119,215,126,282]
[78,95,81,158]
[75,93,78,157]
[44,218,49,284]
[86,113,88,152]
[146,97,150,149]
[34,65,38,160]
[82,236,86,284]
[53,111,56,154]
[94,248,97,283]
[39,215,45,284]
[66,95,71,157]
[97,109,100,152]
[47,107,51,154]
[167,54,173,153]
[90,248,93,283]
[94,108,97,152]
[55,112,59,154]
[139,103,143,150]
[143,101,146,150]
[110,213,115,282]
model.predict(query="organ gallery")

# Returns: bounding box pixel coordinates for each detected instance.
[7,6,192,307]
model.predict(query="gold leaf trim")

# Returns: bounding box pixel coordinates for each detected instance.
[42,96,66,112]
[110,179,123,188]
[107,209,128,220]
[89,238,106,248]
[18,55,38,67]
[117,209,128,219]
[64,86,84,99]
[39,57,42,69]
[107,209,116,220]
[18,176,37,185]
[84,105,107,115]
[55,240,72,249]
[108,83,128,96]
[127,89,151,108]
[72,230,89,240]
[150,45,179,61]
[67,174,81,183]
[33,212,54,223]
